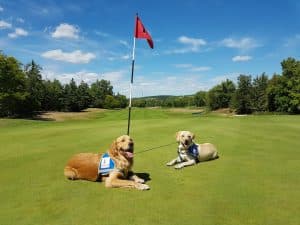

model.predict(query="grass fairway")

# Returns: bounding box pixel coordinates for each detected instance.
[0,108,299,225]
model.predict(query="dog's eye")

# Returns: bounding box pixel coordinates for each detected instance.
[188,135,191,138]
[181,135,184,138]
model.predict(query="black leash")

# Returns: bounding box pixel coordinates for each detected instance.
[135,142,177,155]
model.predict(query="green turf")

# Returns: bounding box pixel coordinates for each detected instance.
[0,108,299,225]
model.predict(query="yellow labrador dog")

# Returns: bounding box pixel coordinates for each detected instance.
[166,131,218,169]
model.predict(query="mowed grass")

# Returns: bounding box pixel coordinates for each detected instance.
[0,108,299,225]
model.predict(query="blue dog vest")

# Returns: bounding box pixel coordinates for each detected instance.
[98,153,115,176]
[188,143,200,158]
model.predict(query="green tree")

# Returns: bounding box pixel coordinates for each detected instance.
[133,98,146,107]
[42,79,64,111]
[103,95,119,109]
[63,79,80,112]
[267,74,284,112]
[22,60,44,114]
[267,58,300,113]
[280,58,300,113]
[77,81,91,110]
[234,75,253,114]
[0,53,28,117]
[252,73,269,112]
[114,93,128,108]
[207,79,236,110]
[194,91,207,107]
[90,79,113,108]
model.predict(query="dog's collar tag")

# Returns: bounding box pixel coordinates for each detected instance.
[98,153,115,175]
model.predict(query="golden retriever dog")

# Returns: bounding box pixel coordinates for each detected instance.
[64,135,150,190]
[166,131,218,169]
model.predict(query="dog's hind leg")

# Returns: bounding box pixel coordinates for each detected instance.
[64,166,78,180]
[212,151,219,159]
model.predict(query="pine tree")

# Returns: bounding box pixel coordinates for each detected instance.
[23,60,44,114]
[235,75,253,114]
[252,73,268,112]
[42,79,64,111]
[77,81,91,110]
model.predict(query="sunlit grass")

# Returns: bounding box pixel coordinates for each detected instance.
[0,109,299,225]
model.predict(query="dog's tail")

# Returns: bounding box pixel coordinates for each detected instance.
[64,166,78,180]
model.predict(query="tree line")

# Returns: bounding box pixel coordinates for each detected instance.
[133,57,300,114]
[1,52,299,117]
[0,52,127,117]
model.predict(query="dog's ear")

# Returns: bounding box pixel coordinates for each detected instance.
[191,132,195,140]
[175,131,182,142]
[109,140,119,157]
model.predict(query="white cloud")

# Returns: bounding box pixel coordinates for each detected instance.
[284,34,300,47]
[108,54,131,61]
[52,23,79,39]
[41,69,127,94]
[210,73,239,84]
[166,36,207,54]
[121,54,130,60]
[0,20,12,29]
[232,55,252,62]
[174,64,211,72]
[41,68,238,97]
[119,40,130,47]
[95,30,110,37]
[17,18,25,23]
[179,36,206,47]
[8,28,28,38]
[102,71,125,83]
[189,66,211,72]
[42,70,99,84]
[221,37,259,51]
[174,64,193,68]
[131,74,209,97]
[41,49,96,64]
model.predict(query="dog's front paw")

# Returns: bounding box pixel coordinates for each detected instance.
[166,160,176,166]
[135,183,150,190]
[135,177,145,184]
[174,164,184,169]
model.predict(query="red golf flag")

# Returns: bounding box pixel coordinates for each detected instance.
[134,16,154,49]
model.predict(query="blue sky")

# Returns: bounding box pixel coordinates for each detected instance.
[1,0,300,97]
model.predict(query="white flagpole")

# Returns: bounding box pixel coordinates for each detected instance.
[127,33,136,135]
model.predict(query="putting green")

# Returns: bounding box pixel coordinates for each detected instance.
[0,108,299,225]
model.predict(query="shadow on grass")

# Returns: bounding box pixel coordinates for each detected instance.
[135,172,151,182]
[197,155,220,164]
[30,114,55,121]
[6,111,56,121]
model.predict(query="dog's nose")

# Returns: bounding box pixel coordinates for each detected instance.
[129,142,134,147]
[184,140,189,145]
